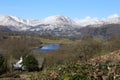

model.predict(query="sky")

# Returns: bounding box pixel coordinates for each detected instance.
[0,0,120,19]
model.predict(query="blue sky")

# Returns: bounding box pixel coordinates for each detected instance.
[0,0,120,19]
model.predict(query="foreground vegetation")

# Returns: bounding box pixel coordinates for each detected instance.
[30,54,120,80]
[0,32,120,80]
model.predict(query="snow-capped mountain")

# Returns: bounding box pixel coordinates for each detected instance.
[104,14,120,24]
[0,15,77,31]
[25,17,77,37]
[74,16,103,26]
[42,15,74,25]
[0,14,120,30]
[0,15,31,31]
[0,14,120,38]
[74,14,120,26]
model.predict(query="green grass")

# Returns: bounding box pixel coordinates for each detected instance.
[40,38,78,45]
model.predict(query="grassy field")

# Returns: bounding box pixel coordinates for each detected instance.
[39,38,76,45]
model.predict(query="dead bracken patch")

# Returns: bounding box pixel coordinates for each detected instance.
[90,50,120,64]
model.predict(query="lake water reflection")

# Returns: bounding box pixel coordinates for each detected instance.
[33,45,60,53]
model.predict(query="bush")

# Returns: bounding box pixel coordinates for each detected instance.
[0,54,7,75]
[23,54,39,72]
[76,39,102,62]
[71,74,88,80]
[103,38,120,52]
[2,39,31,59]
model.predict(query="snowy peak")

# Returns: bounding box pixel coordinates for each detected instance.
[10,15,27,24]
[28,15,74,26]
[74,14,120,26]
[105,14,120,24]
[0,15,30,31]
[0,15,25,24]
[74,16,102,26]
[0,15,16,24]
[43,15,73,24]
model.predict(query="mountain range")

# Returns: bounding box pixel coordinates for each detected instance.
[0,14,120,38]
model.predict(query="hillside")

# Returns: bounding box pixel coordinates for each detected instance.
[0,25,11,32]
[79,24,120,38]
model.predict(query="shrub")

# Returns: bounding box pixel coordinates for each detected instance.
[76,39,102,62]
[23,54,39,72]
[71,74,88,80]
[103,38,120,52]
[2,39,31,59]
[0,54,7,75]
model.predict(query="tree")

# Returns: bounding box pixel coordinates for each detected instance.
[23,55,39,72]
[76,39,102,62]
[104,37,120,52]
[0,54,7,75]
[2,39,31,59]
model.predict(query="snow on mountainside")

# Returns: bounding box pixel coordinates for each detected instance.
[25,15,80,37]
[27,20,42,26]
[74,14,120,26]
[0,14,120,32]
[74,16,103,26]
[104,14,120,24]
[0,15,31,31]
[42,15,74,24]
[29,15,76,28]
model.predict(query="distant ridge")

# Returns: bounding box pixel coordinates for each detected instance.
[0,14,120,38]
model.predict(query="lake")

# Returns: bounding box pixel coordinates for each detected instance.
[33,44,60,53]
